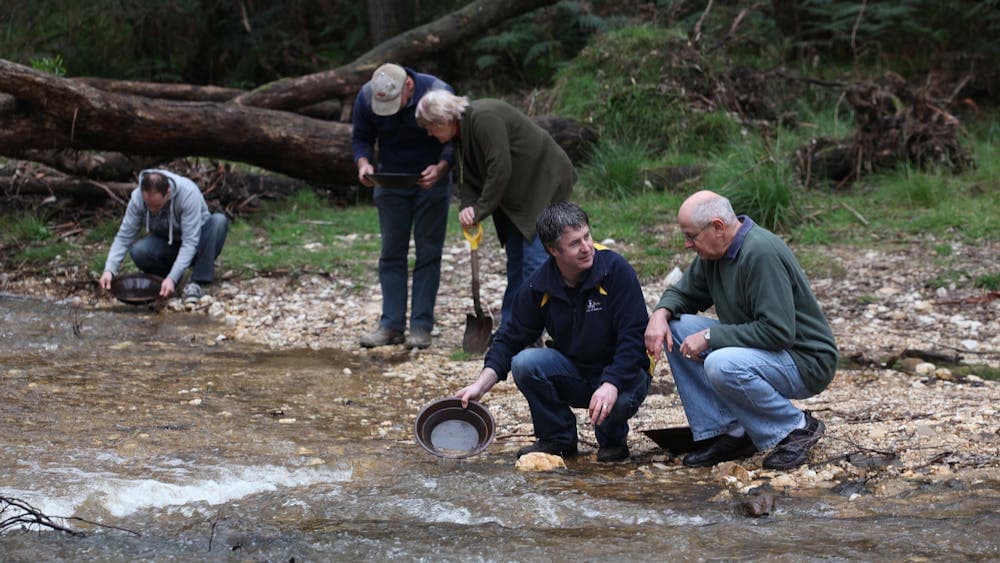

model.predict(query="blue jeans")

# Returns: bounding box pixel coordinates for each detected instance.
[373,179,451,332]
[511,348,650,448]
[497,217,549,329]
[130,213,228,283]
[665,314,814,451]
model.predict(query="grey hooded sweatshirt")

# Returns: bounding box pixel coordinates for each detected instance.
[103,169,211,283]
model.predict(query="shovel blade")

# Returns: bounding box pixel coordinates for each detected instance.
[641,426,719,455]
[462,313,493,355]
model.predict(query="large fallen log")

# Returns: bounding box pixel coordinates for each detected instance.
[72,78,343,121]
[0,59,355,185]
[0,0,564,187]
[1,59,596,189]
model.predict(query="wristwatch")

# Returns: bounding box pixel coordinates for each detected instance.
[704,329,711,342]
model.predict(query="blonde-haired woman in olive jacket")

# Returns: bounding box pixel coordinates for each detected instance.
[417,91,577,328]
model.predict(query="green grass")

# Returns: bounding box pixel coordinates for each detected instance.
[975,272,1000,291]
[795,249,848,280]
[552,24,742,154]
[221,189,383,279]
[577,137,654,199]
[926,269,971,290]
[1,215,54,245]
[578,190,686,281]
[951,364,1000,382]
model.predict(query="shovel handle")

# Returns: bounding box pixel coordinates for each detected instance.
[462,223,483,250]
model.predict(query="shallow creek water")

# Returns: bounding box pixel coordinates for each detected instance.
[1,295,997,561]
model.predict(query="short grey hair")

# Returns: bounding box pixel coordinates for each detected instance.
[536,202,589,250]
[416,90,470,127]
[689,194,737,227]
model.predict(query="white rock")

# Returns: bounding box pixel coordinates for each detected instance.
[914,362,936,375]
[933,368,954,381]
[876,286,899,297]
[663,267,684,288]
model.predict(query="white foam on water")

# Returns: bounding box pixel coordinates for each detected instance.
[6,463,352,520]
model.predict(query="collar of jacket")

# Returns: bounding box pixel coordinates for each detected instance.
[531,248,612,304]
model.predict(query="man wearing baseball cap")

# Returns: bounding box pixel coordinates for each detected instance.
[351,63,455,349]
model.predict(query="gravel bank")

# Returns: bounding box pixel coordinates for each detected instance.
[6,234,998,493]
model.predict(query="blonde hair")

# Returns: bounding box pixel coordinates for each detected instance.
[416,90,470,127]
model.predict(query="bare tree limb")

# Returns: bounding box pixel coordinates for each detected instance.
[234,0,560,110]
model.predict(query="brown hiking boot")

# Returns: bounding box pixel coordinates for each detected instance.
[359,326,404,348]
[405,327,432,349]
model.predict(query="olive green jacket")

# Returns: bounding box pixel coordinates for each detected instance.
[457,99,575,240]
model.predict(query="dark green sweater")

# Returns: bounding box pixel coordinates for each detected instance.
[655,220,838,393]
[457,99,575,239]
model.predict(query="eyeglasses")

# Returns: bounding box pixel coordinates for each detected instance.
[682,223,711,243]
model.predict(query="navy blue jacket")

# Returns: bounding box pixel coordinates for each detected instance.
[351,67,454,173]
[485,248,650,390]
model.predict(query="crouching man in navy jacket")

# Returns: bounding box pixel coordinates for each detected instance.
[456,202,650,463]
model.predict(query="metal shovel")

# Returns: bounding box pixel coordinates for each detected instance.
[461,224,493,354]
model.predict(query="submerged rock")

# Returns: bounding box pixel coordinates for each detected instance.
[515,452,566,472]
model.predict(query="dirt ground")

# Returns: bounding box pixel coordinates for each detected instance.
[3,234,998,495]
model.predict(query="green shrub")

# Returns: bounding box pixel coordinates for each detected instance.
[553,25,697,152]
[707,146,800,232]
[578,138,652,199]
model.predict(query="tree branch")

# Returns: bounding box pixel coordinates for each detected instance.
[234,0,560,110]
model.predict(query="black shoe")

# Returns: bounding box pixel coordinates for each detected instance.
[762,411,825,470]
[517,440,578,458]
[682,434,756,467]
[596,444,630,462]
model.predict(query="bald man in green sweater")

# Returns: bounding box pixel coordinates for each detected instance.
[644,191,838,470]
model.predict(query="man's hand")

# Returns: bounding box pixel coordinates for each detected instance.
[458,206,476,228]
[357,159,375,187]
[417,161,448,189]
[99,271,114,291]
[588,382,619,426]
[456,368,499,408]
[644,308,673,359]
[677,330,710,363]
[159,277,176,298]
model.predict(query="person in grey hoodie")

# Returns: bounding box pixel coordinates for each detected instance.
[98,169,228,303]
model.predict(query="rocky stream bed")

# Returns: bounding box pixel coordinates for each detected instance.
[3,233,998,500]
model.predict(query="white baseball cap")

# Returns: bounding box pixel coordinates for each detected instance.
[370,63,407,116]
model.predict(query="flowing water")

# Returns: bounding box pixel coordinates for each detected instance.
[1,295,997,561]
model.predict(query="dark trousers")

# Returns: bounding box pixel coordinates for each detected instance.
[130,213,229,283]
[511,348,650,448]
